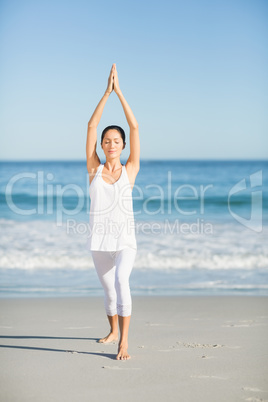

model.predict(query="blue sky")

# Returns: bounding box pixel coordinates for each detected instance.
[0,0,267,160]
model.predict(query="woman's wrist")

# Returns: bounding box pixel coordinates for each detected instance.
[115,89,122,97]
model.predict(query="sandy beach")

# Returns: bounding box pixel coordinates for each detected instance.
[0,296,267,402]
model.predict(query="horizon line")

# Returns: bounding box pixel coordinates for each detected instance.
[0,158,267,163]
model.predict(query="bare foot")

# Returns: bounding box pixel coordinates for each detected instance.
[116,341,131,360]
[98,331,118,343]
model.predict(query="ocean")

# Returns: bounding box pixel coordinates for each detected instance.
[0,159,267,297]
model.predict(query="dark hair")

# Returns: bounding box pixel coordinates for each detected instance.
[101,125,126,145]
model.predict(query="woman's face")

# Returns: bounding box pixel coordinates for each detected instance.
[101,129,125,158]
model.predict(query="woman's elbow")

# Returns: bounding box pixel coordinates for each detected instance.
[88,122,98,129]
[130,123,139,130]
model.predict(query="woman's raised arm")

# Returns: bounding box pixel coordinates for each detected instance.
[113,65,140,172]
[86,66,114,173]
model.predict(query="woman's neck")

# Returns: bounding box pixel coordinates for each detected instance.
[104,159,122,172]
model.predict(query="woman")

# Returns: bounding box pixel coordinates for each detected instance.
[86,64,140,360]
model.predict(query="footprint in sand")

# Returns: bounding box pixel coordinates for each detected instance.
[201,355,215,359]
[222,320,264,328]
[158,343,224,352]
[176,342,224,348]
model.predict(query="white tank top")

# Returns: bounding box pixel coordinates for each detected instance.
[86,163,137,251]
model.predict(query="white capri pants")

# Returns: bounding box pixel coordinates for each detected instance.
[91,248,137,317]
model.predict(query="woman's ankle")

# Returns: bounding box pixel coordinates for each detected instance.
[119,338,128,345]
